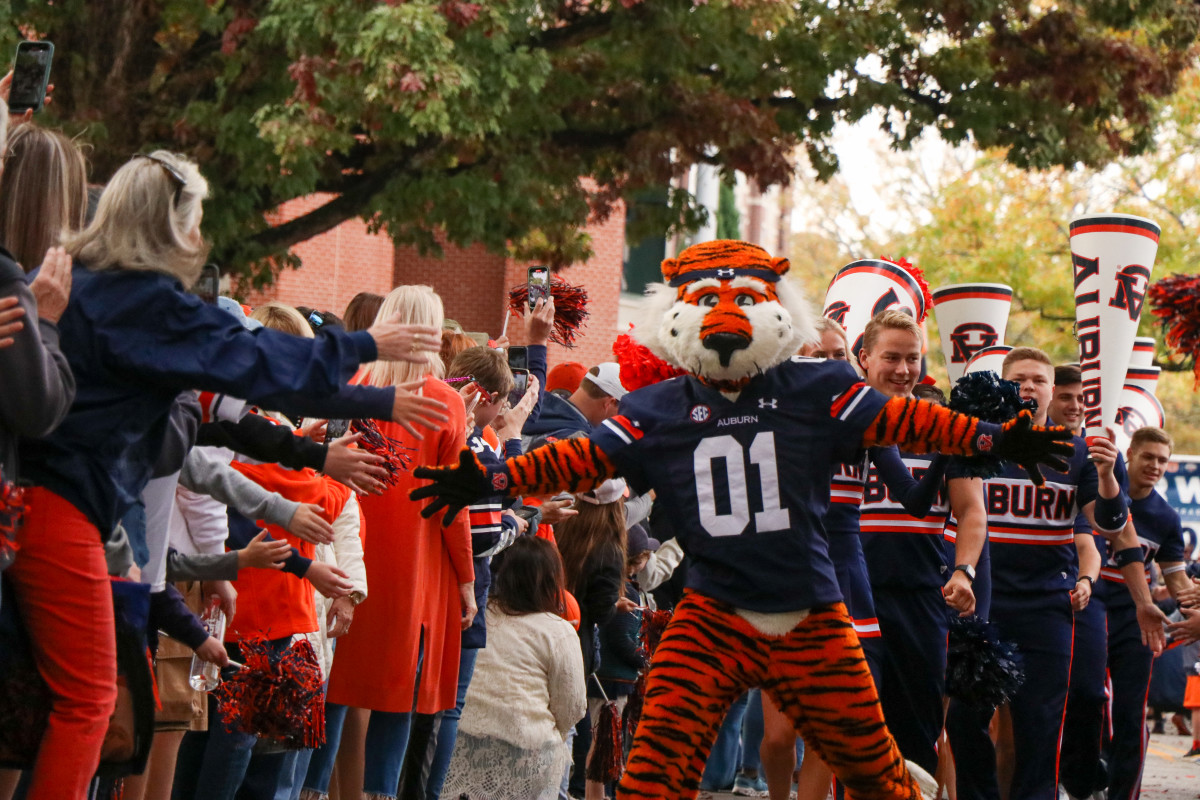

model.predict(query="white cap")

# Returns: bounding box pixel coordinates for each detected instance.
[584,362,627,400]
[577,478,628,505]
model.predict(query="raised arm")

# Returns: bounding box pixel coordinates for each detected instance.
[862,397,1072,487]
[411,436,619,527]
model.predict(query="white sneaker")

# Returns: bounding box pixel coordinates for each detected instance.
[905,760,939,800]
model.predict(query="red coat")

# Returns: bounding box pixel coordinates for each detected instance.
[326,376,473,713]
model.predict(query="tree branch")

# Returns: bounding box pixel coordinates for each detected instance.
[528,10,616,52]
[245,168,397,254]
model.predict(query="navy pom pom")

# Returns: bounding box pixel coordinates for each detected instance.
[946,615,1025,709]
[948,371,1035,478]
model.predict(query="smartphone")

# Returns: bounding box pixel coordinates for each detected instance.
[193,263,221,304]
[325,419,350,440]
[8,41,54,114]
[509,368,530,406]
[507,345,528,372]
[527,266,549,310]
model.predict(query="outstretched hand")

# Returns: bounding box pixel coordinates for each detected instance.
[410,448,496,527]
[989,412,1073,486]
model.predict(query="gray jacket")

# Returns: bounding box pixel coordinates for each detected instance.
[0,250,74,480]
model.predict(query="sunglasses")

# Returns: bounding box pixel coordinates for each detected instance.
[132,153,187,206]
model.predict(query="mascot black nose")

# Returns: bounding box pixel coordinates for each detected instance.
[703,332,750,366]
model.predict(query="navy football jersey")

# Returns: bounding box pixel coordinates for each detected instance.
[1096,490,1185,608]
[860,449,951,588]
[949,433,1100,595]
[589,358,887,613]
[826,455,869,537]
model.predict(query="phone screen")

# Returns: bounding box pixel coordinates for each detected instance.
[507,346,528,372]
[528,266,549,310]
[326,419,350,440]
[193,264,221,304]
[9,42,53,113]
[509,368,530,406]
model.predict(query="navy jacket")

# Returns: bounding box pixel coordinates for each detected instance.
[522,392,591,442]
[19,265,394,536]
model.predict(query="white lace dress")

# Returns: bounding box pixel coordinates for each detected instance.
[441,608,586,800]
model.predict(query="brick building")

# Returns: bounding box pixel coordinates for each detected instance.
[243,173,789,372]
[244,194,627,371]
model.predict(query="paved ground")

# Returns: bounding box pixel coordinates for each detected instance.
[705,731,1200,799]
[1140,731,1200,798]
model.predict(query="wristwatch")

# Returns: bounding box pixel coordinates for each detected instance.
[1077,575,1095,588]
[953,564,976,583]
[349,590,366,607]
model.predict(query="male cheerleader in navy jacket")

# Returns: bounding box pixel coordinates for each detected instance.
[857,311,987,777]
[945,347,1163,800]
[1100,427,1190,800]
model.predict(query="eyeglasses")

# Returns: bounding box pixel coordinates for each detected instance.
[132,153,187,206]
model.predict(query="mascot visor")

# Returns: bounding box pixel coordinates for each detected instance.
[667,266,783,287]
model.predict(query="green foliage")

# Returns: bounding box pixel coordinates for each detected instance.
[5,0,1198,285]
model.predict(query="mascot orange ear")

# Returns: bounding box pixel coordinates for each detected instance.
[661,256,682,285]
[770,256,791,278]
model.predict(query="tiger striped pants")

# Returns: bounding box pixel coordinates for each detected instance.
[617,591,922,800]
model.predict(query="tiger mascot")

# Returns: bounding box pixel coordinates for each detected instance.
[412,240,1072,800]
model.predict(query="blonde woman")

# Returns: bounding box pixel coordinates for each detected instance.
[308,285,474,800]
[9,151,444,800]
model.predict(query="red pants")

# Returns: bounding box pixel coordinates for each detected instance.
[5,488,116,799]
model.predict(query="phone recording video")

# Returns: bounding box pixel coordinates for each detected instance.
[509,368,530,407]
[527,266,549,310]
[325,419,350,440]
[8,41,54,114]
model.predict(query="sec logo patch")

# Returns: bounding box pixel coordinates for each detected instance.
[690,404,711,423]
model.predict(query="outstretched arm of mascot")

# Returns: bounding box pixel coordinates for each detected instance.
[409,399,1072,526]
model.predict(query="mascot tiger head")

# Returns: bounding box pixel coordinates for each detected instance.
[635,240,817,390]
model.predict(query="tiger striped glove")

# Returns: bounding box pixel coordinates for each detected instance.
[411,448,512,528]
[978,411,1073,487]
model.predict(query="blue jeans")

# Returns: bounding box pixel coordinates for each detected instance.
[303,635,425,798]
[740,688,764,773]
[279,747,314,800]
[423,646,478,799]
[700,691,751,791]
[303,701,348,796]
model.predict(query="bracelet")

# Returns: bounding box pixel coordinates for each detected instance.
[1113,547,1145,569]
[1076,575,1094,588]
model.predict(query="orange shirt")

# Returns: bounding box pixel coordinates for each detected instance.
[223,462,352,642]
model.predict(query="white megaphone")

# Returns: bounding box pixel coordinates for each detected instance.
[1113,384,1166,454]
[1124,365,1161,396]
[932,283,1013,384]
[823,259,928,358]
[1130,337,1156,367]
[1070,213,1160,447]
[964,345,1013,378]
